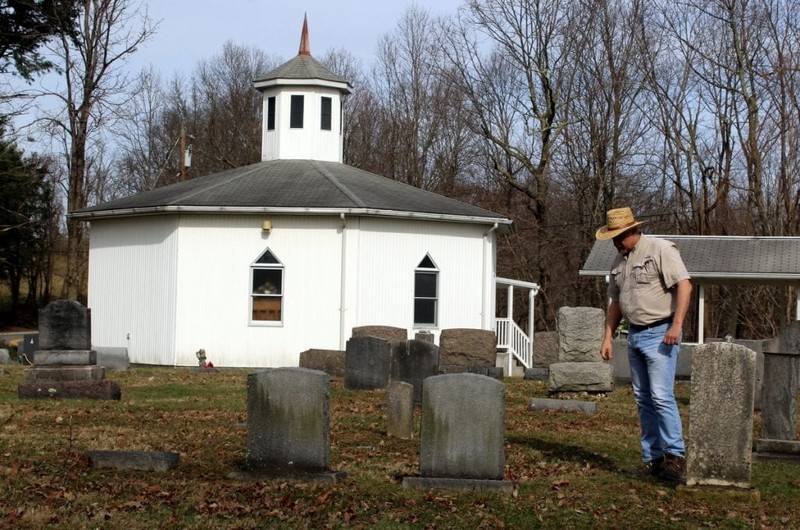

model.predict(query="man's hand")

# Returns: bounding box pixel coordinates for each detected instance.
[600,339,613,360]
[663,323,682,345]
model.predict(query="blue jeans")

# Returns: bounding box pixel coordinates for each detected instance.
[627,322,685,461]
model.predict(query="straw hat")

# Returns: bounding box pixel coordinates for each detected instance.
[595,207,647,240]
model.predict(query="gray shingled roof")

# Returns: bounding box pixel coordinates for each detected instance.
[71,159,511,227]
[580,235,800,283]
[254,54,350,89]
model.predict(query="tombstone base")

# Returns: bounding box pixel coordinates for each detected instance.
[402,476,515,494]
[86,450,180,471]
[230,467,347,484]
[18,379,121,400]
[753,439,800,463]
[529,397,597,415]
[676,484,761,503]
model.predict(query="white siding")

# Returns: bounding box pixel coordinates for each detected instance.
[261,86,344,162]
[87,217,179,365]
[172,214,344,367]
[87,213,497,367]
[349,218,489,344]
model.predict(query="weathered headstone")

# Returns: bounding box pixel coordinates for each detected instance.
[352,325,407,344]
[557,307,605,362]
[242,367,345,483]
[299,348,345,378]
[415,330,435,343]
[438,328,496,373]
[685,343,757,490]
[18,300,120,400]
[533,330,558,368]
[402,373,513,493]
[529,397,597,415]
[86,450,179,471]
[548,362,614,392]
[754,350,800,460]
[0,349,9,365]
[386,381,414,439]
[391,339,439,404]
[344,336,392,390]
[548,306,613,392]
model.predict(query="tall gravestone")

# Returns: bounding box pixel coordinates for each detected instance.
[755,321,800,458]
[18,300,120,400]
[386,381,414,439]
[344,336,392,390]
[391,339,439,404]
[241,367,345,483]
[685,343,757,490]
[548,307,613,393]
[402,373,513,493]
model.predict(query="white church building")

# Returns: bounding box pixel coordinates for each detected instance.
[72,19,533,368]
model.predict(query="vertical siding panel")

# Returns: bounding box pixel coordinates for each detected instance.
[88,217,178,365]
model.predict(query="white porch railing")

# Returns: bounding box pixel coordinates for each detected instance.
[495,317,532,369]
[495,277,540,375]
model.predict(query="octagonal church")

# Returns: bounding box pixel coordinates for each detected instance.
[71,18,513,367]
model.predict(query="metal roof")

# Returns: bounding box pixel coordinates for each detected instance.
[580,235,800,283]
[71,159,512,229]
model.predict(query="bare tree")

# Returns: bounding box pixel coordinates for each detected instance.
[442,0,577,326]
[41,0,154,300]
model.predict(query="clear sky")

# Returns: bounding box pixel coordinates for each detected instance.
[132,0,464,77]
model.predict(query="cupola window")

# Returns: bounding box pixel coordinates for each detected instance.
[290,95,304,128]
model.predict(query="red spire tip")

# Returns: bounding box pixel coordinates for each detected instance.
[299,14,310,56]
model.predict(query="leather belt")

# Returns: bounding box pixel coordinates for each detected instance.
[628,316,673,332]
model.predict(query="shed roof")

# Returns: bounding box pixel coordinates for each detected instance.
[71,159,512,229]
[580,235,800,284]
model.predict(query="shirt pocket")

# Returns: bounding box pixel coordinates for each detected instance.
[631,257,655,285]
[611,263,626,289]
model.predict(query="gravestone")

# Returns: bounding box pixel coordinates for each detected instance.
[415,330,435,343]
[438,328,496,374]
[402,373,513,493]
[685,342,757,490]
[754,350,800,459]
[549,306,613,393]
[386,381,414,439]
[351,325,407,344]
[18,300,120,400]
[557,307,605,362]
[0,349,9,365]
[241,367,345,483]
[390,339,439,404]
[344,336,392,390]
[299,348,345,378]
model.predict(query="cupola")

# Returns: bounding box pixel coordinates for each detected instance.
[253,15,353,162]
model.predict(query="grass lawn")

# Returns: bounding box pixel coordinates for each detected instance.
[0,365,798,529]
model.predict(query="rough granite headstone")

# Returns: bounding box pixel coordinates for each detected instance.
[299,349,345,378]
[533,331,558,368]
[344,336,392,390]
[244,367,345,482]
[386,381,414,439]
[557,307,605,362]
[548,362,614,392]
[352,325,407,344]
[685,342,757,489]
[438,328,496,372]
[391,339,439,404]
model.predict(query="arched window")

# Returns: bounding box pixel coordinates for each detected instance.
[251,248,283,323]
[414,254,438,326]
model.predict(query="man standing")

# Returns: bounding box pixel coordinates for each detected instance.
[597,207,692,482]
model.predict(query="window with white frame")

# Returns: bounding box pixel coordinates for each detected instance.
[251,248,283,322]
[414,254,438,326]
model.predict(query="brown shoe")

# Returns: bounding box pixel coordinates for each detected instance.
[659,453,685,482]
[628,457,663,479]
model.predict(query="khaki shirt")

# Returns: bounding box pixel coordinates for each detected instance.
[607,235,690,326]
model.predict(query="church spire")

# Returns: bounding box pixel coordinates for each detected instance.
[299,14,311,56]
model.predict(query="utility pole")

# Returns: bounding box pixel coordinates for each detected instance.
[179,123,187,181]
